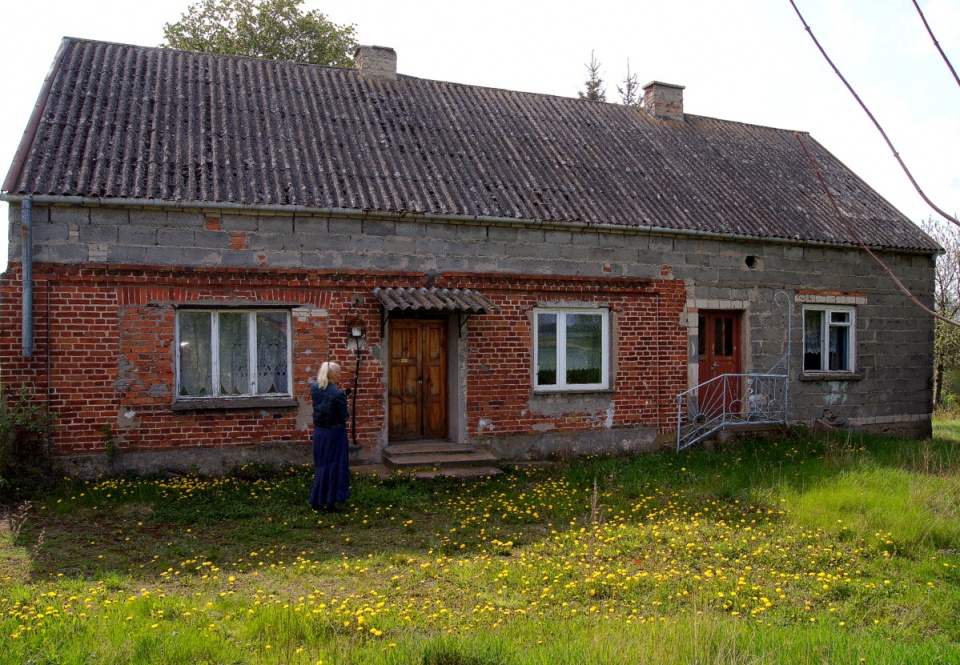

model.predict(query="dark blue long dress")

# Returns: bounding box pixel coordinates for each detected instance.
[309,382,350,509]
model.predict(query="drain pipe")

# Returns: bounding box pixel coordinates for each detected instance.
[21,198,33,357]
[351,344,362,447]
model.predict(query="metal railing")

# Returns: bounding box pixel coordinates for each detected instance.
[676,372,789,452]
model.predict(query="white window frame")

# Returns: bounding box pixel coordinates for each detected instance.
[533,307,610,392]
[802,305,856,373]
[175,309,293,400]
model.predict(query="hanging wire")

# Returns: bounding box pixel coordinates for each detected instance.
[795,132,960,328]
[912,0,960,90]
[788,0,960,226]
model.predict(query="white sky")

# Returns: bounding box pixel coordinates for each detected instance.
[2,0,958,271]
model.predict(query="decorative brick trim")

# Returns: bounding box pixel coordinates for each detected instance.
[795,291,867,305]
[686,299,749,311]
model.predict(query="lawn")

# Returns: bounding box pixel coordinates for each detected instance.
[4,425,960,664]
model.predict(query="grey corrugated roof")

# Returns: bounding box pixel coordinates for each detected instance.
[373,287,497,313]
[2,37,937,251]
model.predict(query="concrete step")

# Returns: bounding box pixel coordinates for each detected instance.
[411,466,504,480]
[716,422,786,443]
[385,442,478,456]
[384,450,499,469]
[382,442,498,469]
[722,422,783,432]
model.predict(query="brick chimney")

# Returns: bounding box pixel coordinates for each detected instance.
[642,81,685,121]
[353,45,397,80]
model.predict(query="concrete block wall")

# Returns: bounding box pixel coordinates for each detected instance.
[670,237,934,437]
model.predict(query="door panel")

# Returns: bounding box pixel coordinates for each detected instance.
[388,322,422,438]
[423,322,447,438]
[388,319,448,440]
[697,311,741,417]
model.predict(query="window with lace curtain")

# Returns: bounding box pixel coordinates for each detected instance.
[803,306,855,373]
[176,310,291,399]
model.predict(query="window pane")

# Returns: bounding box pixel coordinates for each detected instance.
[713,317,734,356]
[828,323,850,371]
[697,316,706,356]
[219,312,250,395]
[565,313,602,385]
[804,310,823,371]
[178,312,213,396]
[257,312,289,394]
[830,311,850,324]
[537,313,557,385]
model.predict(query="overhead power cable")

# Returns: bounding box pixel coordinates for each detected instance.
[795,132,959,328]
[912,0,960,91]
[788,0,959,227]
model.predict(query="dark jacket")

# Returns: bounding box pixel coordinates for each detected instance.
[310,382,349,429]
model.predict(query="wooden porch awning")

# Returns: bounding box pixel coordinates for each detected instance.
[372,287,498,314]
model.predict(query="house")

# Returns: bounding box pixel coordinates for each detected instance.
[1,39,938,475]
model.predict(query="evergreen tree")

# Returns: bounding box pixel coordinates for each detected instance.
[617,59,641,106]
[577,51,606,102]
[162,0,357,67]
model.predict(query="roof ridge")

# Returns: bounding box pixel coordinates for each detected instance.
[57,36,816,136]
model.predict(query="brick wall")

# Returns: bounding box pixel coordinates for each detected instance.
[1,263,686,461]
[444,274,686,441]
[1,264,390,457]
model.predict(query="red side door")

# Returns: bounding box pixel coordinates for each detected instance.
[697,311,742,417]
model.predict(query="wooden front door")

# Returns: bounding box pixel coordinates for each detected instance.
[388,320,448,441]
[697,311,742,417]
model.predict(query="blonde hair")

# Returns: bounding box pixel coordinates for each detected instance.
[317,361,341,389]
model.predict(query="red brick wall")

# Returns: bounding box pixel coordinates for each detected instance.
[1,264,392,457]
[439,274,687,440]
[1,264,685,459]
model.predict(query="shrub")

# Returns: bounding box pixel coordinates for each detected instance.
[0,385,56,502]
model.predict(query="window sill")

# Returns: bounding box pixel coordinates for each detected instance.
[532,388,615,396]
[799,372,863,382]
[172,397,299,411]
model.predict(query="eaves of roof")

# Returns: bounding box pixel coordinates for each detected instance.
[1,191,938,255]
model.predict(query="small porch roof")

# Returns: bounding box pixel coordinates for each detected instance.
[372,287,498,314]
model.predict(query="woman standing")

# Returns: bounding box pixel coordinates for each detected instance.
[309,361,350,512]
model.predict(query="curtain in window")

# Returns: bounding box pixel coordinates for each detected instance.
[218,313,249,395]
[803,310,823,371]
[178,312,213,396]
[828,324,849,371]
[256,312,289,394]
[537,312,557,385]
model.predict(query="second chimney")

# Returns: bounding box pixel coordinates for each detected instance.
[354,45,397,80]
[642,81,685,121]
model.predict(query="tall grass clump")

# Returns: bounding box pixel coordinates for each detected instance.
[0,385,56,501]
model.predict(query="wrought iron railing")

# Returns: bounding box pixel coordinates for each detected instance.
[676,372,789,452]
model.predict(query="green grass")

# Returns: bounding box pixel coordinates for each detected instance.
[4,425,960,663]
